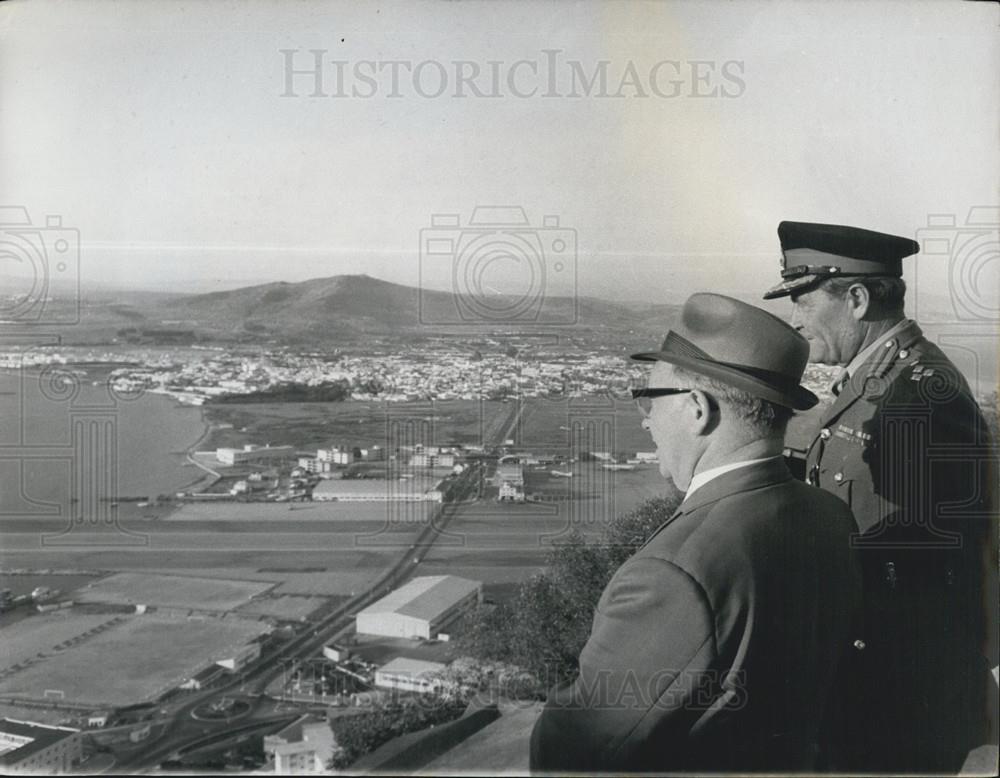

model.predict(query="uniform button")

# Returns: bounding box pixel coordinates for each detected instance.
[833,472,844,482]
[884,341,894,349]
[820,428,831,440]
[899,349,909,359]
[853,639,866,651]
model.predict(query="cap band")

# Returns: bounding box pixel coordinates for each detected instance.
[781,248,902,278]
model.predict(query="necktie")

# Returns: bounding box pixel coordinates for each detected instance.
[831,372,849,397]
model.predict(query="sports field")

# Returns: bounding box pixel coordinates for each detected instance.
[0,614,268,706]
[77,571,274,611]
[0,612,124,674]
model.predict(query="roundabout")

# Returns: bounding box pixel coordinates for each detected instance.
[191,696,252,722]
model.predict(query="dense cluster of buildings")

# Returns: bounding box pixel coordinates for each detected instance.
[1,343,843,408]
[0,344,657,405]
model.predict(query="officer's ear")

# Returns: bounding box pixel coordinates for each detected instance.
[845,282,871,321]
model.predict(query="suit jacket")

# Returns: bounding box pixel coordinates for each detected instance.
[805,320,999,771]
[530,458,861,773]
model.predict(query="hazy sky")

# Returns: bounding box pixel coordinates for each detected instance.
[1,0,997,319]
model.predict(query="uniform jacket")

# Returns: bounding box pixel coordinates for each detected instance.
[529,458,861,773]
[805,320,999,770]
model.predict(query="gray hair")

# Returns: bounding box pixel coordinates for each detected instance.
[820,276,907,316]
[671,366,793,437]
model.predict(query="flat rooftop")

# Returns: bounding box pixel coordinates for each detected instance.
[358,575,481,622]
[0,718,78,767]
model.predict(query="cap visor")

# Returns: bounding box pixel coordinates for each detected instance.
[763,274,823,300]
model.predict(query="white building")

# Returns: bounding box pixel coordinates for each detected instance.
[495,462,525,501]
[316,447,353,465]
[356,575,482,640]
[0,719,82,774]
[322,643,350,663]
[498,481,524,502]
[215,641,261,672]
[374,657,446,695]
[263,715,335,774]
[410,452,456,468]
[216,445,295,465]
[298,457,333,475]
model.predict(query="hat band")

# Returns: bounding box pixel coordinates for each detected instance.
[781,247,902,278]
[711,359,803,394]
[661,332,802,394]
[781,264,897,280]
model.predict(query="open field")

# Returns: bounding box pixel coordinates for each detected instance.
[237,595,327,620]
[203,399,513,452]
[77,572,274,611]
[511,397,652,456]
[162,500,436,524]
[0,614,269,706]
[0,612,124,674]
[141,568,401,598]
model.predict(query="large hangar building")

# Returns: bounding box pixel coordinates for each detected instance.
[355,576,482,640]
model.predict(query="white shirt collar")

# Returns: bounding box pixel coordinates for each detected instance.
[685,455,783,500]
[830,318,912,392]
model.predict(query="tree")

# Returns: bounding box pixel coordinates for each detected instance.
[328,697,466,769]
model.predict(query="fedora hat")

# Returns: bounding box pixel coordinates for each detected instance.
[631,293,818,410]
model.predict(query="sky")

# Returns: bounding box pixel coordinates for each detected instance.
[1,0,997,326]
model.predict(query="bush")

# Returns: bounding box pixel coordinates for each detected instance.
[328,697,466,769]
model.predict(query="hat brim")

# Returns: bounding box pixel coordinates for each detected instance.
[762,273,824,300]
[630,350,819,411]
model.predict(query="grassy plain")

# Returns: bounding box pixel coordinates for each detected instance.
[0,612,124,674]
[77,571,274,611]
[204,399,513,452]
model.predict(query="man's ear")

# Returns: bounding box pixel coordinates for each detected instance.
[688,389,714,434]
[846,282,871,321]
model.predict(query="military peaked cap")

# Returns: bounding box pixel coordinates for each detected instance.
[763,221,920,299]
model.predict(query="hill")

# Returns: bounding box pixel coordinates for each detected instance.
[66,274,680,347]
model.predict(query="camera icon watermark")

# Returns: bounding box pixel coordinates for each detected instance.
[0,350,147,547]
[914,207,999,323]
[0,207,80,326]
[419,207,577,326]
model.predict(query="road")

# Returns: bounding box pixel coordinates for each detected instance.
[117,401,519,772]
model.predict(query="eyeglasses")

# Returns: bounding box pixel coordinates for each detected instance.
[631,388,693,418]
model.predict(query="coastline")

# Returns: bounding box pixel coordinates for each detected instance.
[0,363,215,499]
[176,405,219,493]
